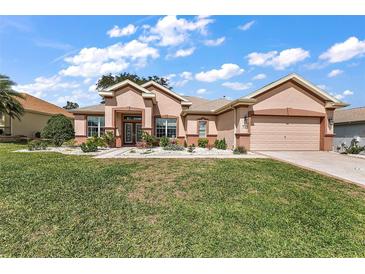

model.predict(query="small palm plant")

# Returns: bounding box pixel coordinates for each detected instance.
[0,74,24,120]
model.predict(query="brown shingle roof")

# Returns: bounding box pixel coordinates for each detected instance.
[69,104,105,114]
[334,107,365,124]
[17,93,74,118]
[69,97,231,115]
[189,98,232,112]
[182,96,210,106]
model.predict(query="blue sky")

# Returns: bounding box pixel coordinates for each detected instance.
[0,16,364,108]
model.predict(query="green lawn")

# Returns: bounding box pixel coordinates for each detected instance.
[1,143,365,257]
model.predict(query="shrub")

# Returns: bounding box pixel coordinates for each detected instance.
[89,136,107,148]
[34,131,41,138]
[163,143,185,151]
[63,139,77,147]
[142,131,157,147]
[344,138,365,154]
[170,138,178,145]
[198,138,208,148]
[102,131,115,147]
[159,136,170,147]
[188,144,195,153]
[80,142,98,153]
[183,139,188,148]
[214,138,227,150]
[136,141,148,149]
[233,146,247,155]
[41,114,74,147]
[28,139,48,151]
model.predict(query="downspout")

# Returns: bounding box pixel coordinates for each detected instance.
[233,107,237,148]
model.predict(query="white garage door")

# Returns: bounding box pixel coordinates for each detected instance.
[250,116,321,151]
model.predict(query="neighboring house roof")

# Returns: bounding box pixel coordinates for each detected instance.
[17,93,74,118]
[69,104,105,114]
[242,73,348,107]
[334,107,365,124]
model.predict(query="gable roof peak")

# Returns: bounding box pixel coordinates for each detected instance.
[141,80,190,102]
[242,73,346,106]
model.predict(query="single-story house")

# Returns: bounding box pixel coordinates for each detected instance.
[71,73,347,151]
[0,93,74,138]
[334,107,365,147]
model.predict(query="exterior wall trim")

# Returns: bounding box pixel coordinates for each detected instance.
[249,108,326,117]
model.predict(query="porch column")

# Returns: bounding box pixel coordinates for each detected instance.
[143,99,153,135]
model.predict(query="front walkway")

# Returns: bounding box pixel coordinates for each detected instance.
[94,147,267,159]
[259,151,365,187]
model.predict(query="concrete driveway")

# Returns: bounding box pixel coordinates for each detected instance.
[258,151,365,187]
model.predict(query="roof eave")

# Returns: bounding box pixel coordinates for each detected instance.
[141,81,190,103]
[214,99,256,114]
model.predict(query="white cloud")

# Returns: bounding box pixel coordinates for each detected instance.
[171,71,193,87]
[172,47,195,58]
[204,37,225,46]
[195,64,244,82]
[332,89,354,100]
[60,40,159,77]
[247,48,310,70]
[252,73,266,80]
[164,73,176,80]
[107,24,137,37]
[238,20,255,31]
[16,75,80,98]
[196,88,207,94]
[143,15,214,47]
[60,60,129,78]
[343,89,354,96]
[56,89,99,105]
[88,84,97,92]
[327,69,343,78]
[247,51,277,66]
[83,78,93,84]
[317,84,327,90]
[319,36,365,63]
[180,71,193,80]
[222,81,253,91]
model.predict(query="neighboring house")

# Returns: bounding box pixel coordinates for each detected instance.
[334,107,365,147]
[71,74,347,151]
[0,93,74,138]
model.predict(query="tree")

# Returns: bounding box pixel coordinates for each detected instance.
[63,101,79,110]
[0,74,24,120]
[96,72,173,91]
[41,114,74,146]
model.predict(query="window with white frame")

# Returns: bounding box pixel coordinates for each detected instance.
[155,118,177,138]
[87,116,105,137]
[198,120,207,138]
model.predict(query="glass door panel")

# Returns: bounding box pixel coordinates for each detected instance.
[124,123,133,144]
[135,123,142,142]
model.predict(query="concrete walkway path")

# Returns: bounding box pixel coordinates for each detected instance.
[259,151,365,187]
[94,147,267,159]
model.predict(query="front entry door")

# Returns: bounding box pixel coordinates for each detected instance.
[124,123,133,144]
[124,122,142,145]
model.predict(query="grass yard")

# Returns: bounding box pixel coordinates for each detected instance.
[0,143,365,257]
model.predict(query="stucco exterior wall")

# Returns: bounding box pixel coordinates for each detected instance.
[147,86,185,137]
[253,81,325,113]
[334,123,365,147]
[74,114,86,136]
[216,110,234,148]
[11,111,53,137]
[185,115,217,135]
[104,86,147,128]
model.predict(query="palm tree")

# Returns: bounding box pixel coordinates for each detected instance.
[0,74,24,120]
